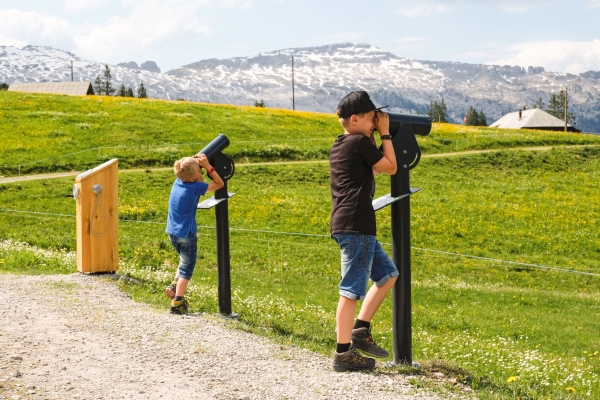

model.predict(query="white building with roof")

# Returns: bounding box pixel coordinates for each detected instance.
[489,108,579,132]
[8,81,94,96]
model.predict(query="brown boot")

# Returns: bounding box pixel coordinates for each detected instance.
[332,345,376,372]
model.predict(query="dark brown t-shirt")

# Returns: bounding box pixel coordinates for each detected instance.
[329,134,383,236]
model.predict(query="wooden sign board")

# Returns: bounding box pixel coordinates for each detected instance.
[75,159,119,273]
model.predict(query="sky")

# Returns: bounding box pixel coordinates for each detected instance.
[1,0,600,74]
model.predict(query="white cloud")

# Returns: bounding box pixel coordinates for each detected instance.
[488,40,600,73]
[393,0,556,16]
[396,37,426,44]
[396,3,452,17]
[587,0,600,7]
[0,9,72,46]
[0,34,28,48]
[72,0,250,63]
[64,0,113,11]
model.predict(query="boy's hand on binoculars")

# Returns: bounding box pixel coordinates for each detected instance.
[375,111,390,136]
[195,154,210,167]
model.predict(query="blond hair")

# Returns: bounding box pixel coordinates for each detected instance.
[173,157,199,182]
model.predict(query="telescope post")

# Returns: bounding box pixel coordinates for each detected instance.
[371,113,431,366]
[196,135,237,318]
[214,182,232,316]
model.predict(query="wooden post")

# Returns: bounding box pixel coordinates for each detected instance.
[564,87,568,132]
[75,159,119,273]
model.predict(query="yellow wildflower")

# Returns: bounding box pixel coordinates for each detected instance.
[566,387,576,393]
[507,376,518,383]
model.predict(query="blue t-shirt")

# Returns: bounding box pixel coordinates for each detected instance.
[166,179,209,238]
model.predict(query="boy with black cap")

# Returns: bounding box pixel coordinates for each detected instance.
[329,91,398,372]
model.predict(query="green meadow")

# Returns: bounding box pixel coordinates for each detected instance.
[2,90,599,176]
[1,91,600,399]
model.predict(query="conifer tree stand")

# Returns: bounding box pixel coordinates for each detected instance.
[372,113,431,365]
[196,135,237,317]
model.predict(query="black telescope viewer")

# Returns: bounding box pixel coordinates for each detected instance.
[196,134,237,317]
[372,112,431,365]
[197,133,235,181]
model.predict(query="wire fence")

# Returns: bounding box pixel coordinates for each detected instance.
[1,207,598,278]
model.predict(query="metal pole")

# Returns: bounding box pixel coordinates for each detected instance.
[564,87,568,132]
[215,181,232,315]
[292,55,295,111]
[391,169,412,364]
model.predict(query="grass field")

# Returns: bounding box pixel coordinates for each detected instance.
[2,90,599,176]
[1,91,600,399]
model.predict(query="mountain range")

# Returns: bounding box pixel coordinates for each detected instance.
[1,43,599,133]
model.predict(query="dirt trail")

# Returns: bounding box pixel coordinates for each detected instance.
[2,144,597,184]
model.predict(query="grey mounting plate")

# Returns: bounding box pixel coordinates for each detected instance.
[372,188,421,211]
[197,192,236,209]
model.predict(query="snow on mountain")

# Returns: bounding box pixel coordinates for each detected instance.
[2,43,600,132]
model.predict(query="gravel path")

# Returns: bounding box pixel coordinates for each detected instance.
[0,273,450,400]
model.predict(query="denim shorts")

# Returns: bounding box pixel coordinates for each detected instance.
[332,233,399,300]
[168,233,197,280]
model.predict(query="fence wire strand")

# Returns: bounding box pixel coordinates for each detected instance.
[0,207,597,277]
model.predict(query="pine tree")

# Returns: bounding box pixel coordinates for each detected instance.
[533,97,545,110]
[547,93,562,119]
[93,75,103,95]
[439,97,448,123]
[465,106,480,125]
[427,100,438,121]
[137,82,148,98]
[546,91,576,125]
[116,84,127,97]
[126,87,134,97]
[557,89,576,125]
[427,99,448,122]
[102,64,115,96]
[478,109,487,126]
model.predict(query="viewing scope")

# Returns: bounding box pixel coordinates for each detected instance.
[197,134,235,181]
[382,113,431,170]
[387,113,432,137]
[197,133,230,159]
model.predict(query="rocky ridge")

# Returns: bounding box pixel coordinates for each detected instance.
[1,43,599,132]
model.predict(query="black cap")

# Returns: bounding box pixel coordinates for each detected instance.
[336,91,388,118]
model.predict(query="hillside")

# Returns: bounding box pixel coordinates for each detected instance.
[2,91,600,178]
[1,90,600,399]
[2,43,600,133]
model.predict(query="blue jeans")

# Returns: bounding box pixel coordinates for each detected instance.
[332,233,399,300]
[168,233,197,280]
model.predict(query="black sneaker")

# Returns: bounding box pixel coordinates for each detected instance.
[351,327,389,358]
[170,298,189,315]
[332,345,376,372]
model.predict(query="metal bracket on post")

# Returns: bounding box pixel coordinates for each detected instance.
[198,193,236,209]
[195,134,237,318]
[372,189,420,212]
[373,113,431,366]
